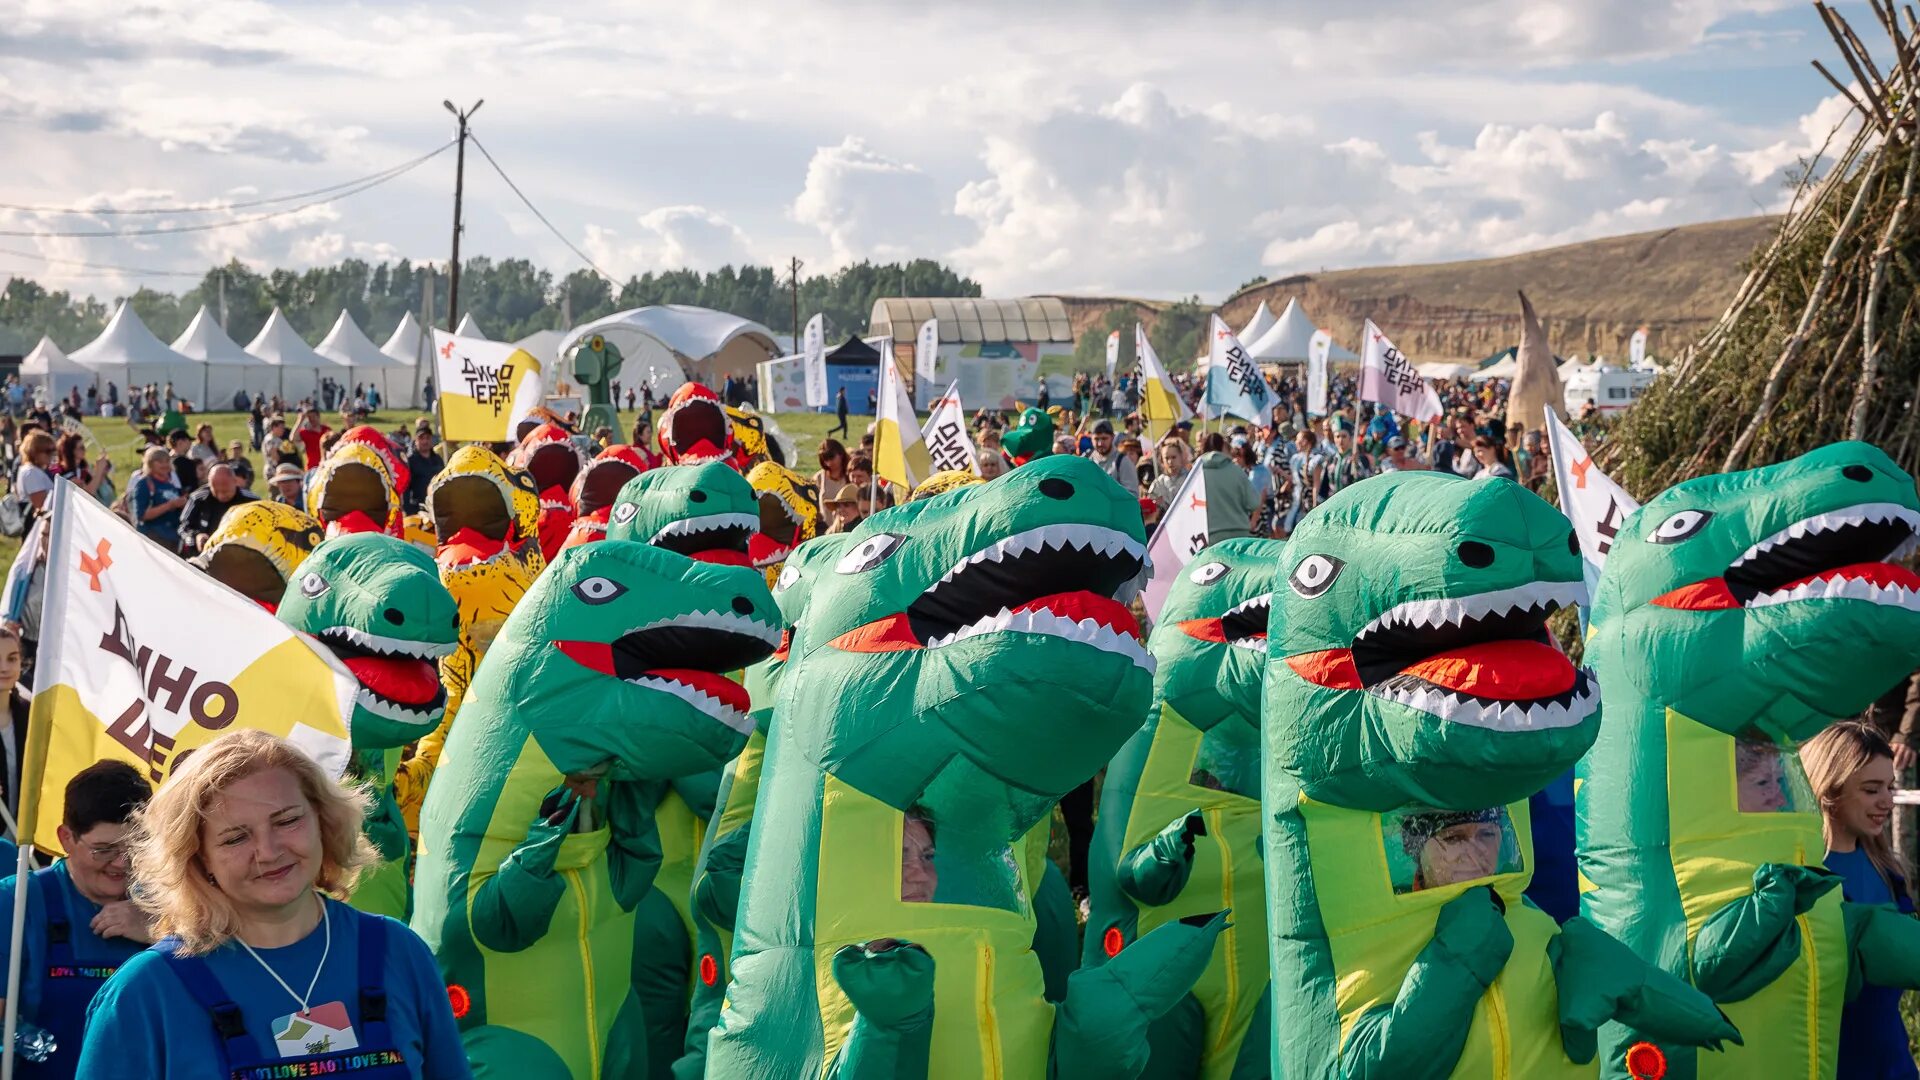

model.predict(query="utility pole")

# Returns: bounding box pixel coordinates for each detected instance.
[443,98,484,331]
[788,256,803,353]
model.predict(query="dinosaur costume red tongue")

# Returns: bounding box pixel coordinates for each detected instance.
[1651,561,1920,610]
[645,668,751,714]
[341,655,442,706]
[749,531,793,568]
[439,526,506,567]
[693,549,753,567]
[1288,640,1575,699]
[327,510,385,538]
[1012,592,1143,639]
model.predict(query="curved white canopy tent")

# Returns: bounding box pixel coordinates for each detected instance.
[247,308,348,403]
[70,301,202,401]
[21,336,96,401]
[558,305,779,391]
[1245,297,1359,364]
[317,312,410,408]
[172,305,277,406]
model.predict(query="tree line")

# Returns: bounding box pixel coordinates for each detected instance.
[0,257,985,356]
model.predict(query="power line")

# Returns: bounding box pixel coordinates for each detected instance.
[0,141,456,217]
[0,142,455,239]
[0,247,203,279]
[467,133,617,284]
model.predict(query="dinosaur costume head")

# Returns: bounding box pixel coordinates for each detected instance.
[605,461,757,566]
[745,460,820,584]
[516,541,780,780]
[193,500,325,611]
[725,405,771,472]
[560,444,653,550]
[765,534,853,690]
[510,422,588,562]
[1268,472,1595,812]
[999,407,1055,466]
[659,382,734,464]
[790,453,1151,835]
[429,445,543,572]
[308,441,402,538]
[1155,536,1282,739]
[337,424,410,499]
[1589,440,1920,742]
[277,533,459,748]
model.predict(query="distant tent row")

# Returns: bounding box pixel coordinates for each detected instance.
[19,302,455,410]
[1236,297,1359,365]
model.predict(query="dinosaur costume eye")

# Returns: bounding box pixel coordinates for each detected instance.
[590,335,605,351]
[571,576,627,605]
[611,503,638,524]
[1288,555,1343,599]
[1188,561,1228,585]
[775,564,802,592]
[1648,509,1712,544]
[836,533,906,574]
[298,572,329,598]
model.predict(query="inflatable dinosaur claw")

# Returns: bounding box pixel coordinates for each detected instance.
[1549,916,1743,1066]
[1053,911,1229,1078]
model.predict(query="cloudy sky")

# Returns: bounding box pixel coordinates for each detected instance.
[0,0,1869,302]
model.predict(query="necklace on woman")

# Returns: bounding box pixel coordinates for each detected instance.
[235,891,330,1013]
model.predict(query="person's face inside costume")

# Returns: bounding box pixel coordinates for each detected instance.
[901,816,937,903]
[1833,754,1894,842]
[0,636,21,693]
[58,820,134,906]
[199,767,322,920]
[1736,745,1788,812]
[1418,821,1503,888]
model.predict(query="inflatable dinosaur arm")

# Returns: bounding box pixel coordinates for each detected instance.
[1842,896,1920,1000]
[693,821,749,932]
[362,775,410,863]
[1548,916,1741,1064]
[1689,862,1838,1002]
[670,769,722,823]
[1115,810,1206,907]
[604,778,666,910]
[468,787,581,953]
[1339,888,1513,1080]
[824,940,937,1080]
[1050,911,1229,1078]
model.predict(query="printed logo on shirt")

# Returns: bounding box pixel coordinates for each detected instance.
[272,1000,359,1058]
[230,1049,406,1079]
[46,964,118,979]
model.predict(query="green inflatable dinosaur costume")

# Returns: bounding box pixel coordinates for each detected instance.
[1264,472,1740,1079]
[276,533,458,918]
[1576,441,1920,1080]
[601,459,761,1076]
[410,540,779,1078]
[1087,535,1282,1079]
[706,454,1229,1079]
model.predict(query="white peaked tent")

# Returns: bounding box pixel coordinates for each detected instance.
[380,312,426,408]
[1236,300,1277,346]
[1245,297,1359,364]
[317,312,409,408]
[247,308,347,403]
[20,336,96,401]
[454,313,489,339]
[70,301,202,401]
[172,306,276,406]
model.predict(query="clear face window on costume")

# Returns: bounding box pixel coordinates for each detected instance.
[1381,806,1524,894]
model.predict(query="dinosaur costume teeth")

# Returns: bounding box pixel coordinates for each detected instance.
[1651,499,1920,610]
[1179,590,1273,651]
[626,674,753,735]
[660,384,733,464]
[316,623,461,660]
[645,512,758,564]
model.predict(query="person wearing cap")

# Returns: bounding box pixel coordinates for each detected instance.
[222,440,254,488]
[1380,435,1426,473]
[403,428,444,515]
[268,462,306,508]
[1082,419,1138,496]
[823,483,865,534]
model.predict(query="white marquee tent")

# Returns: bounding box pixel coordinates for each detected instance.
[1245,297,1359,364]
[20,336,96,401]
[455,313,489,339]
[380,312,426,406]
[1236,300,1277,345]
[558,305,779,391]
[247,308,348,402]
[317,312,410,408]
[172,305,276,406]
[70,301,203,400]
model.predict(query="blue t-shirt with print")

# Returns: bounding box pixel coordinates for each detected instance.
[77,898,470,1079]
[1826,846,1919,1080]
[0,861,145,1078]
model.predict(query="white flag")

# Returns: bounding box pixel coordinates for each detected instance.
[803,313,827,408]
[1359,319,1442,422]
[22,481,357,850]
[1307,329,1332,417]
[1105,330,1120,383]
[1629,326,1649,370]
[920,381,980,476]
[1544,407,1638,591]
[431,330,545,443]
[916,318,940,390]
[1135,324,1192,426]
[1142,465,1210,623]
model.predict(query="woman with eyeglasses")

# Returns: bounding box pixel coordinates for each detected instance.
[0,760,154,1078]
[77,730,468,1078]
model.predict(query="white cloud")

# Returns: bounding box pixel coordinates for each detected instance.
[791,137,950,267]
[582,205,756,277]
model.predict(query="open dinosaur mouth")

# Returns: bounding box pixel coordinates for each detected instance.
[553,611,781,734]
[1180,593,1272,652]
[315,626,455,723]
[1653,502,1920,611]
[524,441,583,499]
[830,523,1153,670]
[577,459,642,517]
[750,492,802,568]
[203,545,290,609]
[650,513,756,566]
[665,397,729,458]
[318,462,391,533]
[1286,581,1596,731]
[432,473,517,567]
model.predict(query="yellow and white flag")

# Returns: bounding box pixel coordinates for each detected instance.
[432,329,545,443]
[1134,324,1192,427]
[873,346,931,491]
[20,480,357,854]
